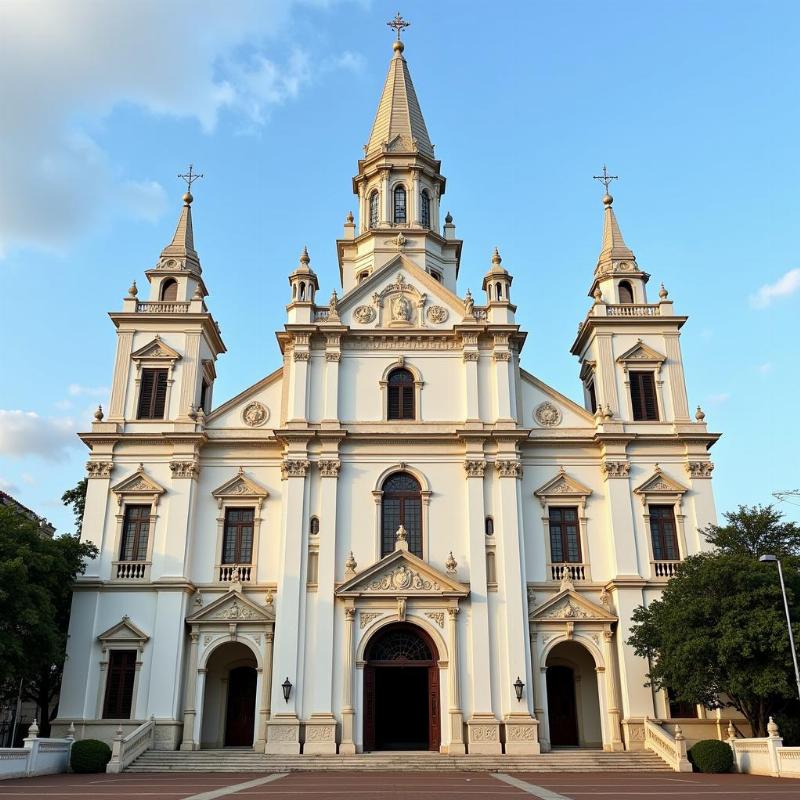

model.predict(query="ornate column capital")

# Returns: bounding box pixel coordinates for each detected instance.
[495,459,523,479]
[463,459,486,478]
[318,459,341,477]
[170,459,200,479]
[600,460,630,480]
[686,461,714,478]
[86,460,113,479]
[281,459,310,480]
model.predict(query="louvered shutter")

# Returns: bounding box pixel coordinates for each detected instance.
[137,369,155,419]
[152,370,168,418]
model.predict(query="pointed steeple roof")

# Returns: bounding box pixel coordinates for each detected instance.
[159,191,201,274]
[365,40,434,159]
[594,193,637,277]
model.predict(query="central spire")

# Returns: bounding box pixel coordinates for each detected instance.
[365,20,434,159]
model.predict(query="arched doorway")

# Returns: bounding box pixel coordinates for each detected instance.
[363,623,440,751]
[545,641,602,748]
[200,642,258,749]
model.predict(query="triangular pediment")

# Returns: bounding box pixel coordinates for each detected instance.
[98,616,149,644]
[634,467,687,496]
[336,548,469,598]
[111,466,166,498]
[531,590,616,623]
[187,590,274,624]
[617,339,665,364]
[211,469,269,503]
[131,336,182,361]
[534,469,592,501]
[337,256,466,330]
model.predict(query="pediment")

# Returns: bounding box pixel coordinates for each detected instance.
[187,590,274,624]
[531,590,616,623]
[617,339,666,364]
[534,469,592,502]
[111,465,166,499]
[634,467,687,496]
[98,616,149,644]
[336,548,469,598]
[211,468,269,506]
[131,336,182,361]
[337,256,466,330]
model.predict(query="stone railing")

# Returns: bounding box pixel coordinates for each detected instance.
[113,561,150,581]
[136,301,191,314]
[606,304,660,317]
[729,718,800,777]
[0,721,74,780]
[643,717,692,772]
[218,564,252,583]
[471,307,488,321]
[549,562,587,582]
[313,309,330,322]
[106,718,155,774]
[652,560,681,579]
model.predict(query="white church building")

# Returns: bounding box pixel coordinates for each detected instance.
[56,28,728,758]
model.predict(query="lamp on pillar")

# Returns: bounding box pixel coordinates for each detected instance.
[514,676,525,702]
[282,677,292,703]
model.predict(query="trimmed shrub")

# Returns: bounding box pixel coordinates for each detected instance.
[688,739,734,773]
[70,739,112,773]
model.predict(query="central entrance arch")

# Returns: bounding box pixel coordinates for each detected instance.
[363,622,440,751]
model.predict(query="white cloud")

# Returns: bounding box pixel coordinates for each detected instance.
[0,0,356,256]
[0,410,79,461]
[749,268,800,309]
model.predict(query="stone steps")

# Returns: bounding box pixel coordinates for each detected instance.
[128,749,671,772]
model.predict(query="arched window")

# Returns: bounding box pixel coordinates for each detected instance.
[495,282,503,300]
[369,191,379,229]
[393,185,406,224]
[387,368,415,420]
[309,516,320,536]
[618,280,634,304]
[485,516,494,536]
[420,190,430,228]
[160,279,178,302]
[381,472,422,557]
[358,270,370,284]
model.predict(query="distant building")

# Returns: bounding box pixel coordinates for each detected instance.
[0,491,55,538]
[55,27,736,758]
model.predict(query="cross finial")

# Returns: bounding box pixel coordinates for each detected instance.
[387,12,410,41]
[593,164,618,194]
[178,163,203,192]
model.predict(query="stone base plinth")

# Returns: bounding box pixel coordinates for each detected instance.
[339,708,356,754]
[303,715,337,754]
[467,715,502,755]
[504,714,540,754]
[265,715,300,754]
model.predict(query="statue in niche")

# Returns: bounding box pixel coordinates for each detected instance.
[391,294,412,322]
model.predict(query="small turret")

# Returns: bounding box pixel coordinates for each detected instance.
[287,247,319,324]
[482,248,516,323]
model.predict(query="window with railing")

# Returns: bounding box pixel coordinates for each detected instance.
[120,505,150,561]
[649,505,680,561]
[222,507,254,565]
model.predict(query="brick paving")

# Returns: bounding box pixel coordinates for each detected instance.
[0,770,798,799]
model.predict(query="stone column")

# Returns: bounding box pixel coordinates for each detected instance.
[305,457,340,753]
[446,608,466,754]
[492,337,516,423]
[322,335,341,424]
[255,632,274,752]
[339,606,357,754]
[289,342,311,422]
[461,334,480,423]
[602,629,624,751]
[180,628,200,750]
[495,458,540,753]
[380,167,390,224]
[266,455,309,754]
[463,457,501,754]
[410,168,420,224]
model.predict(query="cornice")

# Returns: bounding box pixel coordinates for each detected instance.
[109,310,226,354]
[570,313,689,355]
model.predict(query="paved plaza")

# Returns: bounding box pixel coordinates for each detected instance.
[0,771,797,800]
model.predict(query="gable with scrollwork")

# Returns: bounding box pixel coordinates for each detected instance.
[530,589,616,624]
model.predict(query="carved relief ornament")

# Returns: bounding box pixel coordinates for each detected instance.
[86,460,113,479]
[463,459,486,478]
[534,401,562,428]
[354,305,376,324]
[281,459,311,479]
[495,460,523,479]
[368,564,440,592]
[242,401,269,427]
[318,459,341,477]
[169,459,199,479]
[426,305,449,324]
[686,461,715,478]
[601,460,630,480]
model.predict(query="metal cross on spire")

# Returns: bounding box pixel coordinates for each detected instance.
[593,165,618,194]
[387,12,410,40]
[178,163,203,192]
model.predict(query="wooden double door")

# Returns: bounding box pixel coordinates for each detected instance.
[546,665,579,746]
[363,624,440,752]
[224,666,257,747]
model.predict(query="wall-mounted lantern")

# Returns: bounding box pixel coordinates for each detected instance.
[282,677,292,703]
[514,676,525,702]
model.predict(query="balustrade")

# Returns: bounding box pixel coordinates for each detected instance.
[549,562,587,582]
[113,561,150,580]
[606,304,660,317]
[652,560,681,579]
[136,301,190,313]
[218,564,252,583]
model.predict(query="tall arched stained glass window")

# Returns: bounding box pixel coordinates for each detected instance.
[369,190,379,229]
[393,185,407,224]
[381,472,422,557]
[420,190,430,229]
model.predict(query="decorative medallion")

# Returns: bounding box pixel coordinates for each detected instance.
[214,599,257,620]
[534,401,562,428]
[353,306,375,325]
[426,305,449,324]
[242,401,268,427]
[368,564,440,592]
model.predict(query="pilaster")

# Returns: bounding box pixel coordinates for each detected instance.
[180,628,200,750]
[339,605,357,754]
[446,607,465,754]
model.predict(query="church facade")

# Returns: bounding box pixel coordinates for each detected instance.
[55,32,726,757]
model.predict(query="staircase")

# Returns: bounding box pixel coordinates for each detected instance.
[128,749,671,773]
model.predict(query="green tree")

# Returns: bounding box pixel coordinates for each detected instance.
[701,504,800,558]
[0,503,96,736]
[628,551,800,736]
[61,478,87,536]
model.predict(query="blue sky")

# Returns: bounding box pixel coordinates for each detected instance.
[1,0,799,532]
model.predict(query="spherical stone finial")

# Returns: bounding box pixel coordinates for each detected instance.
[183,191,193,206]
[128,280,138,298]
[695,405,706,422]
[603,193,613,206]
[444,211,453,224]
[94,405,104,422]
[393,39,404,53]
[492,247,502,265]
[659,283,669,300]
[300,246,310,265]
